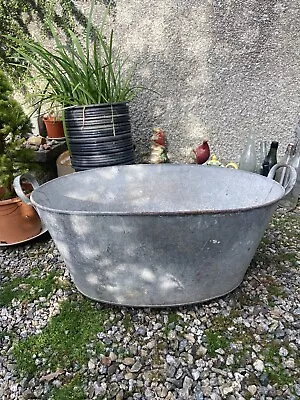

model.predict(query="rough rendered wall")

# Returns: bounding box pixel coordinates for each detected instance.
[109,0,300,163]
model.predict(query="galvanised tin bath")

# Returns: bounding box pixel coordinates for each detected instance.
[14,164,296,307]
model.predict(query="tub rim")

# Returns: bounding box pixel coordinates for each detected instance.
[30,164,285,216]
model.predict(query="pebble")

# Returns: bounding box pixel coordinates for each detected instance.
[253,359,265,372]
[284,358,295,369]
[191,369,200,381]
[247,385,257,395]
[181,376,193,397]
[221,385,234,396]
[122,357,135,366]
[279,347,288,357]
[294,384,300,396]
[130,361,142,373]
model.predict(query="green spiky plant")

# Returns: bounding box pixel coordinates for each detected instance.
[6,0,137,110]
[0,69,34,200]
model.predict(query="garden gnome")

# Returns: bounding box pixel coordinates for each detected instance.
[150,128,169,163]
[193,140,210,164]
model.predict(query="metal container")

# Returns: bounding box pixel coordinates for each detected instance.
[14,164,296,307]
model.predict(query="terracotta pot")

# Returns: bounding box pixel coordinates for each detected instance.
[56,151,75,176]
[43,116,65,139]
[0,197,42,244]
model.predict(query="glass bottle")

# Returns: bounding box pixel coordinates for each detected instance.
[261,161,270,177]
[277,143,294,186]
[295,117,300,139]
[239,133,257,172]
[260,141,278,176]
[279,140,300,210]
[256,141,268,173]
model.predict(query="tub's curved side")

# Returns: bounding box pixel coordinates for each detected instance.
[37,202,276,307]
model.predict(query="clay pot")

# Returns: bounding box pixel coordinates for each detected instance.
[56,151,75,176]
[0,197,42,244]
[43,116,65,139]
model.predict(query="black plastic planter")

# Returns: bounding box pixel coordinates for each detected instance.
[64,103,135,171]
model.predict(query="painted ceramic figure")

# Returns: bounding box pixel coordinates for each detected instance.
[206,154,223,167]
[150,128,169,163]
[193,140,210,164]
[152,127,166,146]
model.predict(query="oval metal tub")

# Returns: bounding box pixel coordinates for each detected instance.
[14,164,296,307]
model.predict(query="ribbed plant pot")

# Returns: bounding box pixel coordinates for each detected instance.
[64,103,135,171]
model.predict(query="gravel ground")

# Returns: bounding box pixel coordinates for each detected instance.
[0,206,299,400]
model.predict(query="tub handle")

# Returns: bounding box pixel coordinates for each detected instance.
[13,173,40,205]
[268,163,297,196]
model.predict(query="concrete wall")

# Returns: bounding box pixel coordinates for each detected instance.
[105,0,300,163]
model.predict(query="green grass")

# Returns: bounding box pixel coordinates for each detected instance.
[267,284,285,297]
[202,311,255,359]
[0,271,60,306]
[13,298,108,377]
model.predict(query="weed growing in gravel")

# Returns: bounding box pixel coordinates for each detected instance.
[203,311,255,359]
[204,330,230,356]
[267,284,286,306]
[50,374,84,400]
[94,341,106,356]
[123,313,133,331]
[13,297,108,377]
[163,311,183,336]
[0,330,14,341]
[262,341,297,386]
[0,271,59,306]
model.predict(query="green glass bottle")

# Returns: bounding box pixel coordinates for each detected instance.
[260,141,278,176]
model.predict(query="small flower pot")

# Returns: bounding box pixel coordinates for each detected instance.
[43,116,65,139]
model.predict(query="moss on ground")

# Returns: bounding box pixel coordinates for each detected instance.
[122,313,133,331]
[13,297,108,377]
[261,340,300,387]
[163,311,183,336]
[50,374,85,400]
[204,330,230,356]
[0,271,61,306]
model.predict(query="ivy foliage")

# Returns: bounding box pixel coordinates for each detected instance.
[0,0,114,80]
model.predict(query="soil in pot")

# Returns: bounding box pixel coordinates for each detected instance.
[0,197,42,244]
[43,116,65,139]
